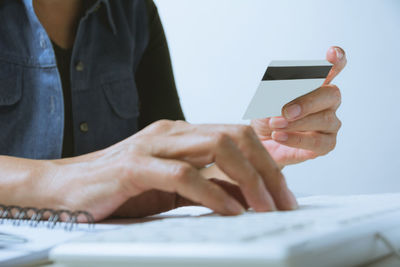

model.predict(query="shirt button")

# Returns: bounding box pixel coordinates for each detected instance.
[79,122,89,133]
[75,61,84,72]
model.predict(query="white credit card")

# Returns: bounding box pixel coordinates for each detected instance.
[243,60,332,119]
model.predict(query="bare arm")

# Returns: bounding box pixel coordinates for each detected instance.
[0,152,128,220]
[0,120,297,222]
[0,156,56,208]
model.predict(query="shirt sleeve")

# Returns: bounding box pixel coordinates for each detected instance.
[135,0,185,130]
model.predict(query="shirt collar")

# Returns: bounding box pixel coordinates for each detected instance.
[22,0,117,36]
[85,0,117,35]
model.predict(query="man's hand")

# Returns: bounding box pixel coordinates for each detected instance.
[251,46,347,168]
[49,120,297,222]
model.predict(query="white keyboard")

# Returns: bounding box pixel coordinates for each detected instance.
[78,194,400,244]
[51,194,400,267]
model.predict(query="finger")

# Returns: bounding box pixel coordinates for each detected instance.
[270,110,342,134]
[212,133,276,212]
[261,140,318,166]
[225,125,298,210]
[271,131,337,155]
[250,118,273,140]
[209,179,249,210]
[324,46,347,85]
[176,178,249,210]
[130,157,245,215]
[282,84,341,121]
[146,123,278,211]
[145,121,296,211]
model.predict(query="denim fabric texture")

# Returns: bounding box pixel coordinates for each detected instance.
[0,0,149,159]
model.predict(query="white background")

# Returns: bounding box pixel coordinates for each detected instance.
[154,0,400,195]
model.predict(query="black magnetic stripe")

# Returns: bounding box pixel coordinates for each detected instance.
[262,65,332,81]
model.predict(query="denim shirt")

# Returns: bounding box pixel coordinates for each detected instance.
[0,0,149,159]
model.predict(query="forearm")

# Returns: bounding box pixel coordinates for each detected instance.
[0,151,129,221]
[0,137,184,221]
[0,150,116,208]
[0,155,58,208]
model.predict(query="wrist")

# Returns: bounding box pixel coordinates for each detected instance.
[0,156,60,209]
[29,159,63,209]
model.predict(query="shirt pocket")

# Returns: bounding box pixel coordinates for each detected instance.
[0,62,22,106]
[102,78,139,119]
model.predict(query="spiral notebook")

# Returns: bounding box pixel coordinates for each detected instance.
[0,205,119,266]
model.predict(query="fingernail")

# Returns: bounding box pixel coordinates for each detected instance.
[269,117,288,129]
[335,47,343,60]
[226,200,245,215]
[272,131,288,142]
[284,104,301,120]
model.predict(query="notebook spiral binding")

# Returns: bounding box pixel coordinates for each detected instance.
[0,205,95,231]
